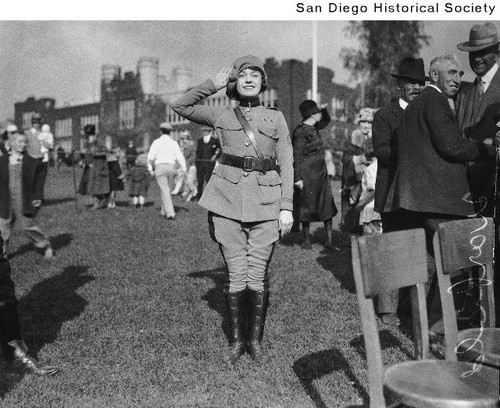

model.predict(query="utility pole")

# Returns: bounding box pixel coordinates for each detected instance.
[312,21,318,102]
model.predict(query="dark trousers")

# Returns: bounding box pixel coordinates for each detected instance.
[34,161,48,201]
[0,237,21,350]
[196,162,215,200]
[24,157,47,202]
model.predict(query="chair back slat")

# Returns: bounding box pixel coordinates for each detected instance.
[358,229,428,298]
[433,217,497,361]
[351,229,430,407]
[438,217,494,274]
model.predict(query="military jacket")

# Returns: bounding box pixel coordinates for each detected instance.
[172,80,293,222]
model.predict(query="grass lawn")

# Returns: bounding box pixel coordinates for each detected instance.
[0,165,414,407]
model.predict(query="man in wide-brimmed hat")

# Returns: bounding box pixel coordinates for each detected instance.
[389,54,496,336]
[370,57,429,326]
[456,23,500,329]
[456,23,500,217]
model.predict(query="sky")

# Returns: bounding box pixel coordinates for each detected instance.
[0,8,496,121]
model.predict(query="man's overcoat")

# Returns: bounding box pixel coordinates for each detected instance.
[456,68,500,216]
[372,99,403,214]
[389,86,493,217]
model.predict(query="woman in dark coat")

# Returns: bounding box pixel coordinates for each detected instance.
[78,125,110,209]
[292,100,338,249]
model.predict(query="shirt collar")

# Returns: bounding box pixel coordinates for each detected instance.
[479,62,498,87]
[428,84,442,93]
[398,98,409,110]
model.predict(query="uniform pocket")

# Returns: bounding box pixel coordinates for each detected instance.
[256,172,282,186]
[257,172,281,205]
[213,164,242,184]
[258,125,278,140]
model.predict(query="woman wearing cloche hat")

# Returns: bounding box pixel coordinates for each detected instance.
[292,99,338,250]
[172,55,294,365]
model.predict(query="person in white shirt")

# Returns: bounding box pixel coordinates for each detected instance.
[147,122,186,220]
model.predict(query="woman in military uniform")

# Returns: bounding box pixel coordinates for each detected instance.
[172,55,294,364]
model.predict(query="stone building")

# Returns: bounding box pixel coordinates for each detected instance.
[14,57,357,152]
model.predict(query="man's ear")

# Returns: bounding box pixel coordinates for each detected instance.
[429,69,438,83]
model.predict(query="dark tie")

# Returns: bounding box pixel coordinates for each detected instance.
[477,77,485,97]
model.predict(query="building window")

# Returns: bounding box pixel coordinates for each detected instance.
[119,100,135,130]
[81,114,99,133]
[55,118,73,138]
[166,106,189,125]
[22,111,35,130]
[260,89,278,108]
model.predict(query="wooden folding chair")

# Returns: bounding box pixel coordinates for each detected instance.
[433,217,500,368]
[352,229,499,408]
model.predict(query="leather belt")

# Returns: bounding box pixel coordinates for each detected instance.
[219,153,279,173]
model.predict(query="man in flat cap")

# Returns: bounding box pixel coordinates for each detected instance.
[456,22,500,327]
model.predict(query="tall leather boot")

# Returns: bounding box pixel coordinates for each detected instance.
[224,290,247,365]
[246,289,269,364]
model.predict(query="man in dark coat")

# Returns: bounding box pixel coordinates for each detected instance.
[195,125,221,201]
[456,22,500,219]
[373,58,428,230]
[456,23,500,326]
[371,57,428,326]
[388,54,495,333]
[0,139,58,376]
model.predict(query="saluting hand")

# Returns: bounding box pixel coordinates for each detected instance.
[213,64,233,91]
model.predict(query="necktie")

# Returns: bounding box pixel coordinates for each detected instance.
[478,78,485,97]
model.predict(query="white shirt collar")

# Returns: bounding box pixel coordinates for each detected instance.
[398,98,409,110]
[479,62,498,91]
[428,84,442,93]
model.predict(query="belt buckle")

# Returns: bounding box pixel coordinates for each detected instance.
[243,156,254,172]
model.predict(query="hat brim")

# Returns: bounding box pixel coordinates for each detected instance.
[457,40,500,52]
[391,73,430,82]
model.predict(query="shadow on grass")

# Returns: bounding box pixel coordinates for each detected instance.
[43,197,75,206]
[114,200,155,208]
[173,205,190,213]
[350,329,414,362]
[316,234,355,294]
[9,233,73,260]
[0,265,94,399]
[188,266,229,340]
[293,348,369,408]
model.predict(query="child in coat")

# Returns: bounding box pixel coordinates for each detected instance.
[107,150,125,209]
[128,153,150,209]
